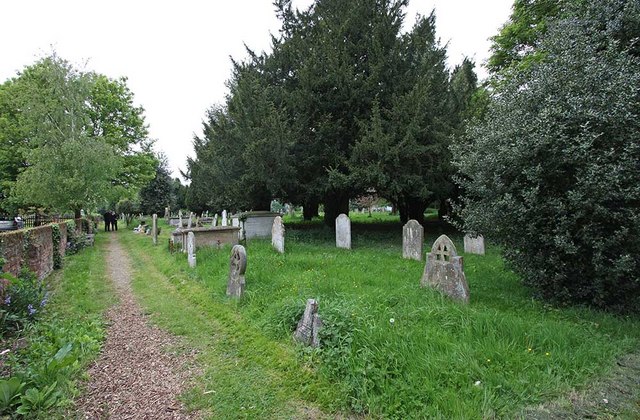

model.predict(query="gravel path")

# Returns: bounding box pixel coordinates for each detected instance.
[76,234,196,419]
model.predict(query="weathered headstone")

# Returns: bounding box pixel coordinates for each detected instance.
[335,214,351,249]
[420,235,469,303]
[226,245,247,298]
[294,299,322,347]
[402,219,423,261]
[152,214,158,245]
[187,232,196,268]
[212,214,218,227]
[232,217,240,227]
[187,212,193,229]
[271,216,285,253]
[464,234,485,255]
[222,210,228,227]
[164,207,170,219]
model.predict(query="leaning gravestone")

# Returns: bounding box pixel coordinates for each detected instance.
[271,216,285,253]
[420,235,469,303]
[335,214,351,249]
[187,212,193,229]
[187,232,196,268]
[152,214,158,245]
[464,234,485,255]
[222,210,228,227]
[402,219,423,261]
[226,245,247,298]
[212,214,218,227]
[294,299,322,347]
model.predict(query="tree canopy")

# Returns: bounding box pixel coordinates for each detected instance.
[186,0,476,224]
[0,54,156,216]
[455,0,640,312]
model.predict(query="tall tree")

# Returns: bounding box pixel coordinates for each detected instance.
[0,54,156,216]
[454,0,640,312]
[139,154,173,216]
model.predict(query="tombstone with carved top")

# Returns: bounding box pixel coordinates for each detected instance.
[420,234,469,303]
[226,245,247,298]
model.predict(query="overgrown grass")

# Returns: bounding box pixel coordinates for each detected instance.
[1,233,113,418]
[122,219,640,418]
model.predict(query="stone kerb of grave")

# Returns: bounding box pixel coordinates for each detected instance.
[420,234,470,303]
[402,219,423,261]
[463,234,485,255]
[152,214,158,245]
[271,216,285,254]
[293,299,322,347]
[226,245,247,298]
[187,232,196,268]
[335,213,351,249]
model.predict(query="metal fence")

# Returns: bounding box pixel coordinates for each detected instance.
[20,214,74,229]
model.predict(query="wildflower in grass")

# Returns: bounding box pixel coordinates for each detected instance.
[389,318,395,325]
[28,304,36,316]
[545,352,550,356]
[486,359,491,362]
[474,380,482,386]
[527,348,532,353]
[4,295,10,305]
[40,292,50,307]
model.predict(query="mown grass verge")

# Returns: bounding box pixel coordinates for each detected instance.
[122,219,640,418]
[1,232,113,418]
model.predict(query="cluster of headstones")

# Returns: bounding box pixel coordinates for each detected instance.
[171,212,486,348]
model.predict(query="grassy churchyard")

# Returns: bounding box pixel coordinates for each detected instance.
[110,213,638,418]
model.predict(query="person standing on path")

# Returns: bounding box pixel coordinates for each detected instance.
[103,211,112,232]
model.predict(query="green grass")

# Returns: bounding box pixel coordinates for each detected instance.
[2,232,114,418]
[120,219,640,418]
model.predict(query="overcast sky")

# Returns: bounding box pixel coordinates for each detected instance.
[0,0,513,180]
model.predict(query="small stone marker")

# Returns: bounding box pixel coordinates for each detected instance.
[271,216,285,253]
[152,214,158,245]
[222,210,228,227]
[164,207,170,219]
[213,214,218,227]
[294,299,322,347]
[178,212,183,228]
[402,219,423,261]
[232,217,239,227]
[226,245,247,298]
[187,232,196,268]
[464,234,485,255]
[420,234,469,303]
[335,213,351,249]
[187,212,193,229]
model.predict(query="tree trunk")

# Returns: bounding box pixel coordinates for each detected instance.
[302,200,319,221]
[74,208,82,219]
[398,197,427,225]
[323,193,350,227]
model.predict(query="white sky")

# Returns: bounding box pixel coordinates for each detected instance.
[0,0,513,180]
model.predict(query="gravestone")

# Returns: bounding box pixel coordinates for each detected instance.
[232,217,239,227]
[178,212,183,229]
[420,235,469,303]
[271,216,285,253]
[164,207,170,219]
[152,214,158,245]
[187,212,193,229]
[187,232,196,268]
[222,210,228,227]
[335,214,351,249]
[402,219,423,261]
[226,245,247,298]
[464,234,485,255]
[213,214,218,227]
[293,299,322,347]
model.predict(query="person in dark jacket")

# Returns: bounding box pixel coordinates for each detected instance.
[112,211,118,231]
[104,211,112,232]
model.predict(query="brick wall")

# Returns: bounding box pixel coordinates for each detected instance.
[0,218,88,280]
